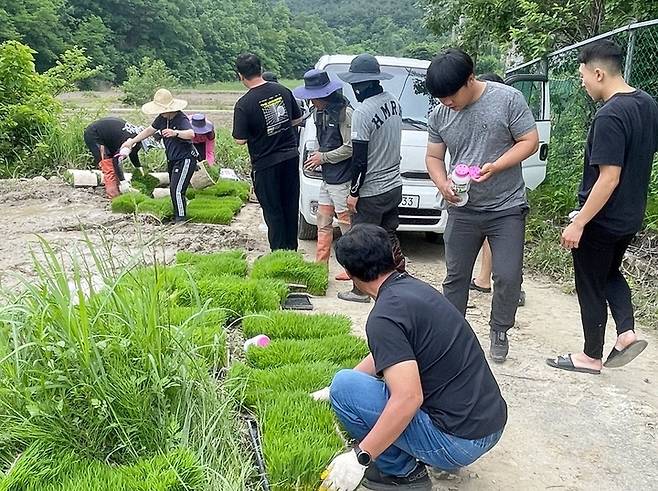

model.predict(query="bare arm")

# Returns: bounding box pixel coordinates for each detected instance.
[357,361,423,459]
[561,165,621,249]
[426,141,458,203]
[176,129,195,140]
[234,139,248,145]
[123,126,157,148]
[477,129,539,181]
[353,354,376,375]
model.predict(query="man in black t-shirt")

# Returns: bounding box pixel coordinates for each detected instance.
[547,41,658,375]
[318,224,506,491]
[232,53,303,251]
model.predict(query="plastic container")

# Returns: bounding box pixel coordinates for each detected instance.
[243,334,271,351]
[119,146,131,157]
[450,164,471,207]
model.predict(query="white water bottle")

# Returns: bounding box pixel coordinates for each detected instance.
[450,164,471,207]
[243,334,271,351]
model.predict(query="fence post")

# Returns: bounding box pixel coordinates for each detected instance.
[624,29,636,81]
[540,57,549,77]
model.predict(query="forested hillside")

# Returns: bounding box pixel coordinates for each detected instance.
[0,0,439,86]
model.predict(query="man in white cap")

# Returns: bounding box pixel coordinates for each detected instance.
[122,88,197,223]
[293,69,353,279]
[336,53,405,303]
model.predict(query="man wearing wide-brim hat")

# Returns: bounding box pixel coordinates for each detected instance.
[293,69,354,280]
[122,88,198,223]
[331,53,406,304]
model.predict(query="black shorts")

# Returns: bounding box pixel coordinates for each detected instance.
[352,186,402,233]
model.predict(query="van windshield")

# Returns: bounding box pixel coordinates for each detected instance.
[323,63,431,129]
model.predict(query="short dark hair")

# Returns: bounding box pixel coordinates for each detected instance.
[426,48,474,98]
[478,72,505,84]
[335,224,395,282]
[236,53,262,79]
[577,40,623,74]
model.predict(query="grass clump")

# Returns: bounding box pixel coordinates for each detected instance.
[246,335,368,369]
[111,192,147,213]
[180,276,288,320]
[130,172,161,196]
[1,445,204,491]
[0,241,252,489]
[260,392,344,491]
[251,251,328,295]
[187,196,244,224]
[136,196,174,220]
[242,311,351,340]
[176,250,248,278]
[187,179,251,202]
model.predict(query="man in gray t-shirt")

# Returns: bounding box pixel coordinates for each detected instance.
[336,53,405,303]
[425,48,539,363]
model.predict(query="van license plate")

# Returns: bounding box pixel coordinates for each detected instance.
[401,195,420,208]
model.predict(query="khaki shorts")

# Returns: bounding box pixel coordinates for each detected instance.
[318,181,351,214]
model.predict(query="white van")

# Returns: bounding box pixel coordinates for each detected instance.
[297,55,550,240]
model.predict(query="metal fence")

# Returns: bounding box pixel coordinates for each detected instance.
[505,19,658,207]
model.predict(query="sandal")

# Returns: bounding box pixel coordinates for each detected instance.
[546,354,600,375]
[603,340,648,368]
[469,279,491,293]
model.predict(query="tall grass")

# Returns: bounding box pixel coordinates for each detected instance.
[0,238,252,489]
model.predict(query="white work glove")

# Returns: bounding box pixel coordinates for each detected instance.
[311,386,330,402]
[568,209,580,222]
[321,450,366,491]
[119,181,134,194]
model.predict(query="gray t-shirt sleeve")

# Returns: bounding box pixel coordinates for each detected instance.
[351,108,371,142]
[508,91,536,140]
[427,110,444,144]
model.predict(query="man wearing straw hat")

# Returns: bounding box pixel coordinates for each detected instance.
[122,88,197,223]
[336,54,405,304]
[293,69,353,279]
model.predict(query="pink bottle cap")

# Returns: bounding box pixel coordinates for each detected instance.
[256,335,270,347]
[454,164,470,177]
[469,166,481,180]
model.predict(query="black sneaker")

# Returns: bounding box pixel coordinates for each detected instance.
[490,330,509,363]
[363,462,432,490]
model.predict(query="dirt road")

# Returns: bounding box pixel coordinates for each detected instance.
[2,179,656,491]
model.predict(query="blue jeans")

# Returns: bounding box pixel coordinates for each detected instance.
[330,369,504,477]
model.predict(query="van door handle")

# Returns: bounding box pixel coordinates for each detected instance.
[539,143,548,161]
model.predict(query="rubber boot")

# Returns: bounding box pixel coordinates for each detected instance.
[316,209,333,263]
[99,157,120,198]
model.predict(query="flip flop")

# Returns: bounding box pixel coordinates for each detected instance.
[546,354,601,375]
[603,340,648,368]
[469,279,492,293]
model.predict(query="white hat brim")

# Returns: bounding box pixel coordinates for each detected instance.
[141,98,188,115]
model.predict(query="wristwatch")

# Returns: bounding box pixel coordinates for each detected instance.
[354,445,372,466]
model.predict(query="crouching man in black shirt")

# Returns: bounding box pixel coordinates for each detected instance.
[319,224,507,491]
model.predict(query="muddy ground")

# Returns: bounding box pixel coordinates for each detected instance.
[2,179,656,491]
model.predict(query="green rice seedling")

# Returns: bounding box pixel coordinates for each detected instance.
[111,192,147,213]
[0,239,253,489]
[181,276,288,320]
[260,392,344,491]
[136,197,174,220]
[246,335,368,369]
[187,196,244,224]
[1,444,205,491]
[242,311,351,340]
[187,179,251,202]
[176,250,248,279]
[130,173,161,196]
[166,305,228,367]
[227,361,340,408]
[251,251,328,295]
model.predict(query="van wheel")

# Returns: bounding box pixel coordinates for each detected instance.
[425,232,443,244]
[298,212,317,240]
